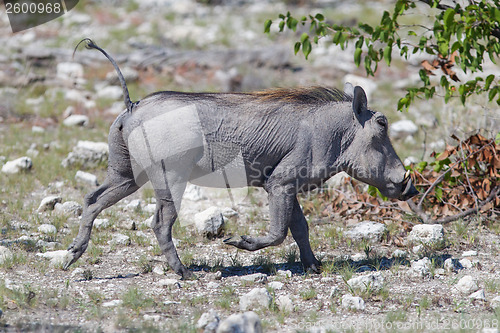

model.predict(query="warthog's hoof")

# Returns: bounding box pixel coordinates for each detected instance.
[305,263,321,274]
[180,269,197,281]
[62,250,78,270]
[223,235,257,251]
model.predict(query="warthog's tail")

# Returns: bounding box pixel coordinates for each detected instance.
[74,38,135,113]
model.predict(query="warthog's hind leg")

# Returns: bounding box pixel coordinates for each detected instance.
[151,188,194,280]
[64,177,139,269]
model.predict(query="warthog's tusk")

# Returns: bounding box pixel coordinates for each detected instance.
[403,170,411,183]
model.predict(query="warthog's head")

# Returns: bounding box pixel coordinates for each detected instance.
[341,85,419,201]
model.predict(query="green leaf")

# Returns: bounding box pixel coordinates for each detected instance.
[278,21,285,32]
[435,186,443,201]
[443,8,455,30]
[354,47,362,67]
[264,19,272,33]
[287,17,298,31]
[302,38,312,59]
[485,74,495,90]
[383,45,392,66]
[294,42,301,55]
[359,23,373,35]
[315,13,325,21]
[489,86,498,101]
[397,97,409,110]
[416,161,428,173]
[333,31,342,44]
[300,33,309,43]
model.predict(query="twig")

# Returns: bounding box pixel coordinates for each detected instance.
[417,141,493,208]
[433,185,500,224]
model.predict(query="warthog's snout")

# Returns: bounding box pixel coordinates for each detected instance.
[399,170,419,201]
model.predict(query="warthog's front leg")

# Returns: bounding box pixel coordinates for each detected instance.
[224,184,292,251]
[289,197,321,273]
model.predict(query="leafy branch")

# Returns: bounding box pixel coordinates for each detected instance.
[265,0,500,110]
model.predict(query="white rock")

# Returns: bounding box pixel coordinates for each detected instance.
[344,221,387,243]
[143,203,156,214]
[36,240,58,250]
[75,170,99,187]
[469,289,486,301]
[109,234,131,246]
[455,275,479,294]
[268,281,284,290]
[341,294,365,310]
[329,286,340,298]
[153,265,164,275]
[411,257,431,277]
[157,279,181,289]
[143,314,161,322]
[102,300,122,307]
[347,272,384,292]
[351,253,367,261]
[277,270,292,278]
[217,311,262,333]
[57,62,84,80]
[106,67,138,84]
[142,215,154,228]
[54,201,83,217]
[343,75,377,99]
[37,195,62,212]
[207,281,220,289]
[94,218,110,229]
[444,258,456,272]
[408,224,444,247]
[404,156,419,166]
[183,184,206,201]
[276,295,293,313]
[490,296,500,309]
[392,249,407,258]
[412,244,424,254]
[459,258,473,269]
[241,273,267,284]
[32,126,45,133]
[38,224,57,234]
[239,287,272,311]
[70,267,85,278]
[0,246,13,264]
[197,309,220,331]
[221,207,238,218]
[125,199,142,211]
[194,207,224,238]
[1,157,32,174]
[63,114,89,127]
[390,120,418,140]
[36,250,71,267]
[96,86,123,100]
[462,250,478,257]
[61,141,108,169]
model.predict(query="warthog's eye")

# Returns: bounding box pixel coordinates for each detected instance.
[376,117,387,128]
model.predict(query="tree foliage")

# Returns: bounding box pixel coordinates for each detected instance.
[265,0,500,110]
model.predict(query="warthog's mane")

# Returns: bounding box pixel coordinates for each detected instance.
[146,87,352,106]
[248,86,352,104]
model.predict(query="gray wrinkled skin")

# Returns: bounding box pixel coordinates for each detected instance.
[64,47,418,279]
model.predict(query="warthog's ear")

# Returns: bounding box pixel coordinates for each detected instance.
[344,82,354,98]
[352,86,368,120]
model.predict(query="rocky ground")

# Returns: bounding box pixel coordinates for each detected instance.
[0,0,499,332]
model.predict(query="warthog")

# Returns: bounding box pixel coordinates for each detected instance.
[64,39,418,279]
